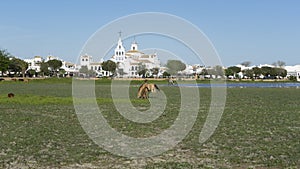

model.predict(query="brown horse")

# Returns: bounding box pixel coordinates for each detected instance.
[137,83,160,99]
[139,85,150,99]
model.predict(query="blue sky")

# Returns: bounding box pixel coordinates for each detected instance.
[0,0,299,66]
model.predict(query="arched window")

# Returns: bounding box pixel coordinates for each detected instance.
[131,66,134,70]
[91,66,93,70]
[116,51,118,55]
[86,59,88,61]
[122,52,124,55]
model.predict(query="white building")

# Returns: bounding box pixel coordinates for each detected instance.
[285,65,300,81]
[79,54,111,77]
[110,36,161,77]
[24,55,78,77]
[24,56,43,72]
[44,55,78,76]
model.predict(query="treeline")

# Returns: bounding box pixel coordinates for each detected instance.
[198,65,287,79]
[0,49,28,77]
[224,66,287,79]
[0,49,63,77]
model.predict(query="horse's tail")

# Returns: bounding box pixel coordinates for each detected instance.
[154,84,160,91]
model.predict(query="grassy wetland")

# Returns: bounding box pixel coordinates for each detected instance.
[0,78,299,168]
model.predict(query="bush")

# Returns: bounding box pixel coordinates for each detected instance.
[288,76,297,82]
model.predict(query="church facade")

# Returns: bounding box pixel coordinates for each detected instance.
[110,36,161,77]
[78,35,161,78]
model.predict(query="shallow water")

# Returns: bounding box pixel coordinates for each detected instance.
[164,82,300,88]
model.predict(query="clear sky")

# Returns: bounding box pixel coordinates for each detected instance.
[1,0,299,66]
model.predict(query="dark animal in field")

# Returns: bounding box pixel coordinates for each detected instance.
[8,93,15,98]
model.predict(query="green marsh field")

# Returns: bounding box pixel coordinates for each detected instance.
[0,79,299,168]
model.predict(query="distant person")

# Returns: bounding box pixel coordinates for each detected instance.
[168,78,174,86]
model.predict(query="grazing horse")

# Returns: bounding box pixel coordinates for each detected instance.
[137,83,160,99]
[8,93,15,98]
[137,84,150,99]
[145,83,160,93]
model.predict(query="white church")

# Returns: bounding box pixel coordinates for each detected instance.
[80,35,161,78]
[110,35,161,77]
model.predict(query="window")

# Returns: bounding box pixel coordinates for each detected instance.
[122,51,124,55]
[116,51,118,55]
[82,59,84,61]
[91,66,93,70]
[133,47,135,50]
[131,66,134,70]
[119,45,121,49]
[86,59,88,61]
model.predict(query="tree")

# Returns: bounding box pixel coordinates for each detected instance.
[242,69,254,79]
[58,68,66,77]
[102,60,117,75]
[241,61,251,67]
[137,63,147,78]
[162,71,170,78]
[166,60,186,75]
[40,62,49,77]
[252,67,262,78]
[207,68,216,77]
[288,75,297,82]
[200,68,209,76]
[214,65,224,77]
[227,66,241,74]
[8,57,28,77]
[151,67,159,77]
[277,60,286,68]
[47,59,62,77]
[261,66,272,78]
[226,66,241,78]
[0,49,11,76]
[79,65,95,77]
[273,67,287,78]
[27,69,37,77]
[225,68,234,77]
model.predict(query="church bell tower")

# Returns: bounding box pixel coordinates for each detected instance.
[114,31,126,62]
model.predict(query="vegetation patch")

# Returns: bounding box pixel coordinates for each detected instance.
[0,80,299,168]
